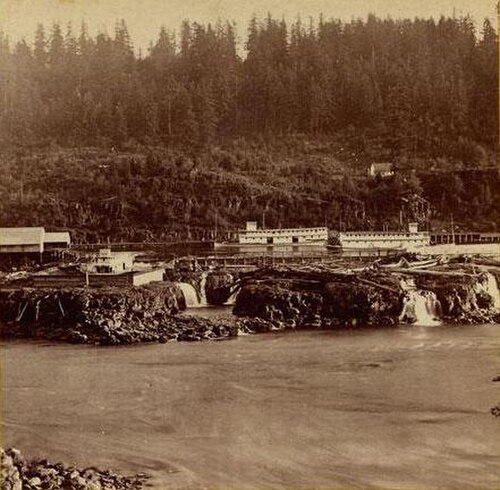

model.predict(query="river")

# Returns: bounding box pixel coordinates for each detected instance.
[2,324,500,489]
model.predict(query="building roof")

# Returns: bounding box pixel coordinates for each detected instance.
[0,227,45,246]
[44,231,71,244]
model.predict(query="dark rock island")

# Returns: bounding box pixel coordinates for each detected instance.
[1,259,499,345]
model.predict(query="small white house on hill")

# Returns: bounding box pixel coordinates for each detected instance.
[368,162,394,178]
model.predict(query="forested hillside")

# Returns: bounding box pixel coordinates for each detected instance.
[0,15,498,240]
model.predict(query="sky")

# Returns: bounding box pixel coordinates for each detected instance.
[0,0,497,51]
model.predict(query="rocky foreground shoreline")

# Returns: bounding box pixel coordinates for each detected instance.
[0,447,149,490]
[0,263,499,345]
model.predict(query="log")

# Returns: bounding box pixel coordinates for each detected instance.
[16,301,29,322]
[389,268,479,277]
[35,300,40,322]
[58,298,66,317]
[356,277,400,295]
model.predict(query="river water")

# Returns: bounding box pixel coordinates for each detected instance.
[2,324,500,489]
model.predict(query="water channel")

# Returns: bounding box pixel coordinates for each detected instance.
[2,322,500,488]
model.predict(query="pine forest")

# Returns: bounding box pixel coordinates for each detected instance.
[0,14,498,241]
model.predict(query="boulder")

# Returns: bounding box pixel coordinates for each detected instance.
[205,271,239,305]
[0,449,22,490]
[1,446,149,489]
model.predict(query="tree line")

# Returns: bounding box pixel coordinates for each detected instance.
[0,14,498,240]
[0,14,497,161]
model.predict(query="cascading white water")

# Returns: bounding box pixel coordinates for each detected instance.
[484,272,500,310]
[177,275,209,308]
[473,272,500,311]
[224,291,238,306]
[412,291,441,326]
[399,277,441,326]
[224,283,241,306]
[199,272,208,306]
[177,282,202,308]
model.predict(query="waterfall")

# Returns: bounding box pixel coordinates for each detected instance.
[485,273,500,310]
[224,283,241,306]
[473,272,500,311]
[177,283,202,308]
[177,274,209,309]
[199,272,208,306]
[224,290,238,306]
[399,278,441,326]
[412,291,441,326]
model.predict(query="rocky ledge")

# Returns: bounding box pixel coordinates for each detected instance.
[0,284,274,344]
[1,262,499,345]
[0,447,148,490]
[233,265,500,328]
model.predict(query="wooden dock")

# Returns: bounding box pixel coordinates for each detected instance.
[177,249,398,269]
[193,253,332,268]
[71,241,213,253]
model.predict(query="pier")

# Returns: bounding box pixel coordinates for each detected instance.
[71,241,213,253]
[175,248,403,269]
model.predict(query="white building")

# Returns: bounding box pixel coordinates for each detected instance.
[238,221,328,245]
[338,223,430,250]
[44,231,71,250]
[77,249,166,286]
[368,162,394,178]
[0,227,46,255]
[0,227,71,257]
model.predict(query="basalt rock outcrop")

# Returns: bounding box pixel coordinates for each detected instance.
[204,270,241,305]
[163,269,202,290]
[234,268,402,328]
[0,449,21,490]
[413,271,500,324]
[0,284,183,343]
[0,284,274,344]
[0,447,148,490]
[234,266,500,328]
[1,264,499,344]
[235,281,324,328]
